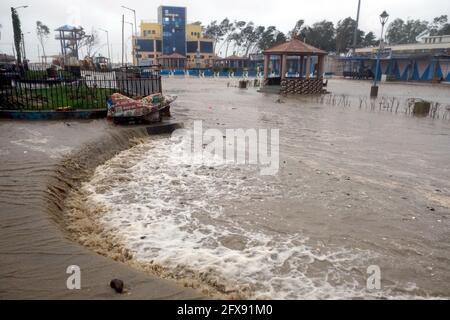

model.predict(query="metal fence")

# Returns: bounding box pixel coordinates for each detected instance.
[0,69,161,110]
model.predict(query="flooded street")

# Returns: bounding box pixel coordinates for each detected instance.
[76,78,450,299]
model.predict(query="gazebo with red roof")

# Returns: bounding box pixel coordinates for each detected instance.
[262,38,328,94]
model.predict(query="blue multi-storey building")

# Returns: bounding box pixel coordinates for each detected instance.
[158,6,187,56]
[134,6,215,69]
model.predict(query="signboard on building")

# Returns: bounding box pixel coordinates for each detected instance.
[139,59,154,67]
[372,48,392,59]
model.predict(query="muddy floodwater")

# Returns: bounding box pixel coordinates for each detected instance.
[0,78,442,299]
[72,79,450,299]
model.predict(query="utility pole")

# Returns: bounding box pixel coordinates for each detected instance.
[21,32,27,61]
[125,21,134,65]
[121,5,139,66]
[352,0,362,55]
[99,28,111,63]
[122,14,125,67]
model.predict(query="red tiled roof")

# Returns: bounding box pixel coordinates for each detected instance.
[263,39,327,55]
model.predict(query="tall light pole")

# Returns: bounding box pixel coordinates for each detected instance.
[99,28,111,64]
[122,14,125,67]
[352,0,361,54]
[124,21,134,66]
[370,10,389,98]
[121,5,139,66]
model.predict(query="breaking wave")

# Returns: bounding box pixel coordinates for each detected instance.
[67,136,424,299]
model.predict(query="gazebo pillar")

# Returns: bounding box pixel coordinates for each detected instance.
[281,54,287,79]
[317,55,324,78]
[263,54,269,81]
[305,56,311,79]
[300,56,304,77]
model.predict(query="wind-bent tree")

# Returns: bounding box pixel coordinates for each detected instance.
[36,21,50,64]
[300,20,336,52]
[226,21,245,57]
[429,15,450,36]
[362,32,377,47]
[79,28,100,58]
[247,26,265,54]
[335,17,364,53]
[240,22,260,56]
[289,19,305,39]
[204,20,224,53]
[11,8,22,64]
[220,19,236,57]
[257,26,285,51]
[386,18,429,44]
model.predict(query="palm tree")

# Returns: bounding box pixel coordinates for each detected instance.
[11,8,23,64]
[36,21,50,64]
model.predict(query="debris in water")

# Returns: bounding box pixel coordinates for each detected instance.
[110,279,124,294]
[413,100,431,117]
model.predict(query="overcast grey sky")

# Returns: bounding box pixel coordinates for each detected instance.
[1,0,449,62]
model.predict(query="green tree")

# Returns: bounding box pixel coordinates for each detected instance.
[229,21,246,56]
[335,17,364,53]
[249,26,265,54]
[429,15,450,36]
[300,20,336,51]
[386,19,405,44]
[11,7,22,64]
[219,19,234,56]
[257,26,286,51]
[275,32,287,44]
[213,20,246,57]
[79,28,100,58]
[362,31,377,47]
[205,20,226,53]
[289,19,305,39]
[36,21,50,64]
[438,24,450,35]
[403,19,429,43]
[238,22,265,56]
[386,18,429,44]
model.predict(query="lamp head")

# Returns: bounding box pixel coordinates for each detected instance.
[380,11,389,26]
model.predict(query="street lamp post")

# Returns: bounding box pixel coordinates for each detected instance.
[99,28,111,64]
[121,5,139,66]
[371,10,389,98]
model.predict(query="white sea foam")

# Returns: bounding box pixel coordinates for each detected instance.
[81,137,422,299]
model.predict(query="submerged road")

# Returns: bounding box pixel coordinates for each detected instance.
[0,78,449,299]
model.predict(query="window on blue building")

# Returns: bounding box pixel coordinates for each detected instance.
[200,41,213,54]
